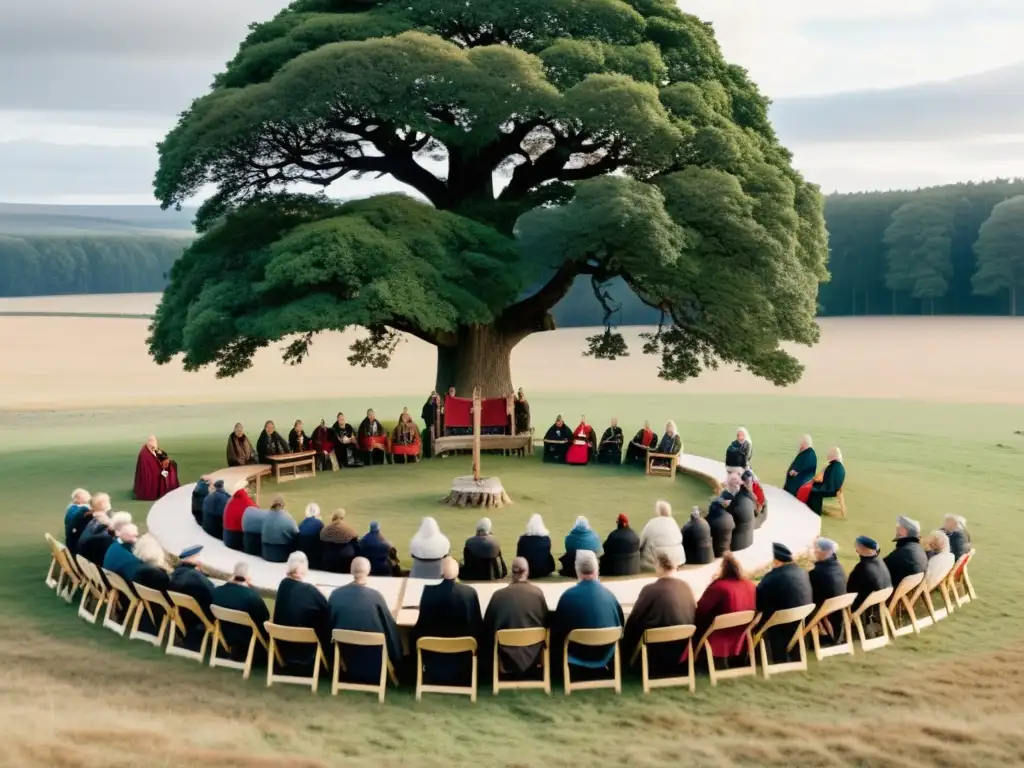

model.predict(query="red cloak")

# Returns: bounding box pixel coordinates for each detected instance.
[566,424,595,465]
[133,446,180,501]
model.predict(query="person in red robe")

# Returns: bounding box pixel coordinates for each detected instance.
[565,416,597,465]
[688,552,756,665]
[133,435,180,501]
[625,421,658,467]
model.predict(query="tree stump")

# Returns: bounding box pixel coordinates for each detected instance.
[442,475,513,508]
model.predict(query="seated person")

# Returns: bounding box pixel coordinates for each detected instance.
[133,435,180,501]
[256,421,289,463]
[623,551,696,676]
[516,514,556,580]
[942,515,971,562]
[783,434,817,496]
[883,515,928,588]
[226,423,256,467]
[513,388,531,435]
[552,551,624,674]
[483,557,550,680]
[409,516,450,579]
[359,521,396,577]
[565,416,597,465]
[131,535,173,632]
[625,421,658,467]
[746,470,768,529]
[261,495,299,563]
[241,504,269,557]
[296,503,324,570]
[560,516,603,577]
[461,518,508,581]
[211,562,270,663]
[288,419,312,453]
[597,418,624,464]
[191,477,210,525]
[724,427,753,470]
[391,411,422,463]
[328,556,403,684]
[102,523,142,582]
[798,447,846,514]
[320,509,360,574]
[923,529,956,591]
[312,419,337,471]
[76,509,117,566]
[358,408,390,465]
[64,488,91,541]
[682,507,714,565]
[169,545,216,649]
[542,415,572,463]
[725,473,755,552]
[649,421,683,468]
[222,480,254,551]
[847,535,891,637]
[600,514,640,577]
[272,552,332,668]
[639,500,685,571]
[754,544,813,662]
[808,538,848,643]
[693,553,756,662]
[330,413,359,468]
[707,499,735,558]
[410,557,483,686]
[201,479,230,540]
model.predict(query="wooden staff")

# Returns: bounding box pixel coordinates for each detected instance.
[472,386,482,481]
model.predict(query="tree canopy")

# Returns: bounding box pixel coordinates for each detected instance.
[883,199,955,314]
[150,0,828,393]
[973,194,1024,316]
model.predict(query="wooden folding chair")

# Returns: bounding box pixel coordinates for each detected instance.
[950,549,977,606]
[631,624,696,694]
[789,594,856,661]
[888,573,926,637]
[209,605,273,680]
[493,627,550,695]
[563,627,622,695]
[849,587,894,651]
[44,533,60,590]
[646,450,678,479]
[331,629,399,702]
[752,604,815,677]
[75,555,107,624]
[913,563,957,629]
[695,610,759,686]
[45,534,81,603]
[415,636,478,702]
[823,489,847,519]
[130,584,171,647]
[265,622,329,693]
[101,569,140,636]
[166,591,215,663]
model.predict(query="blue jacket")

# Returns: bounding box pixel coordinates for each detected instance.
[358,531,392,576]
[564,525,603,557]
[553,579,624,666]
[262,510,299,546]
[103,539,141,581]
[241,506,269,534]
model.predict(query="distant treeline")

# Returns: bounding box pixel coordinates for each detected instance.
[0,235,186,297]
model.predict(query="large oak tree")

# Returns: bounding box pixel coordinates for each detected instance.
[150,0,828,395]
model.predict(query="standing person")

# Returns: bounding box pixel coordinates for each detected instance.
[783,435,817,496]
[288,420,312,452]
[226,423,256,467]
[421,391,442,458]
[513,388,531,435]
[256,421,289,463]
[597,418,624,464]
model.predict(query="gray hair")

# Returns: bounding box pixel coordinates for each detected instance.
[350,556,370,579]
[830,446,843,462]
[925,530,951,554]
[305,502,321,519]
[511,556,529,581]
[476,517,492,535]
[119,524,139,543]
[133,534,167,568]
[801,434,813,448]
[524,514,549,537]
[91,493,111,513]
[665,420,677,435]
[737,427,751,443]
[232,562,249,580]
[271,494,286,510]
[109,511,132,532]
[575,550,599,578]
[70,488,91,504]
[286,551,309,578]
[233,477,249,493]
[655,500,672,518]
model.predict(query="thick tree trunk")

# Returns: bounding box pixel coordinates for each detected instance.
[434,324,517,398]
[1012,286,1018,317]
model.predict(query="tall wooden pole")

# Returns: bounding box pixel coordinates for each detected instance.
[472,386,482,481]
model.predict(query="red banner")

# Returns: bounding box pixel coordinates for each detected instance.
[444,395,508,429]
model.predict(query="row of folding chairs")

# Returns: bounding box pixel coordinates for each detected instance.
[44,532,978,701]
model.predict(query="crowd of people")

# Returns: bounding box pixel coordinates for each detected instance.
[61,483,973,688]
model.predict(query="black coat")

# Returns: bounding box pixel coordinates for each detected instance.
[809,555,848,640]
[357,532,393,577]
[946,529,969,562]
[191,480,210,525]
[272,578,332,668]
[707,502,736,558]
[883,537,928,591]
[201,488,231,539]
[462,534,508,581]
[322,538,360,574]
[77,522,114,567]
[682,515,714,565]
[483,581,550,676]
[411,580,483,686]
[515,535,555,579]
[725,439,752,469]
[133,565,172,632]
[256,430,289,463]
[728,489,756,552]
[296,518,324,570]
[600,526,641,576]
[211,581,270,661]
[169,563,216,648]
[847,554,892,612]
[755,563,813,662]
[65,506,91,552]
[329,583,403,684]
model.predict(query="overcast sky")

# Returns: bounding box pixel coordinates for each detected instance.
[2,0,1023,204]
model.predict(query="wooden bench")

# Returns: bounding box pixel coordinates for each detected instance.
[266,451,317,483]
[433,434,533,458]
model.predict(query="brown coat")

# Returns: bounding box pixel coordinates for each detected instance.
[226,433,255,466]
[623,576,696,668]
[483,581,550,676]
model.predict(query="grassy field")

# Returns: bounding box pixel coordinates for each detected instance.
[1,392,1022,767]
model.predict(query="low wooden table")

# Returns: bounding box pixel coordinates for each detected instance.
[211,464,272,506]
[267,451,316,483]
[433,433,533,458]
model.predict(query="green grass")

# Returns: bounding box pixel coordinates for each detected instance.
[2,393,1023,767]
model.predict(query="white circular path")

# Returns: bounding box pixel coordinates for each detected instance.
[147,453,821,626]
